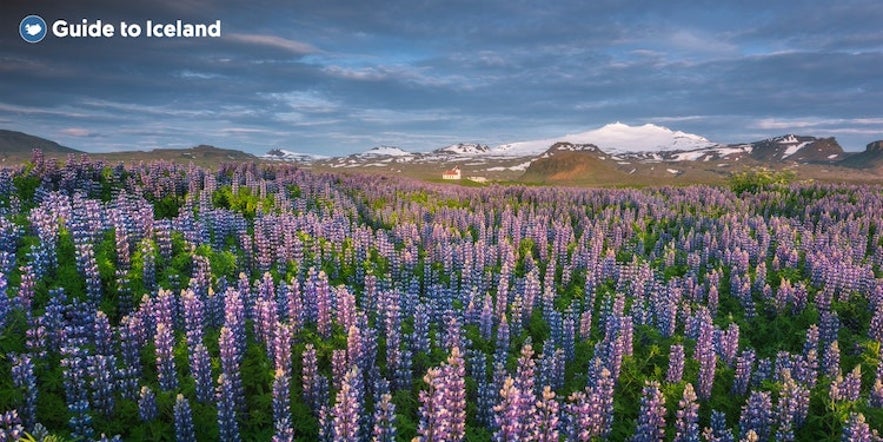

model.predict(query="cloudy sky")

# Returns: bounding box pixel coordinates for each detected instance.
[2,0,882,154]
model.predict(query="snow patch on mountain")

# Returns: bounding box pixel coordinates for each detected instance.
[263,149,329,162]
[782,141,811,159]
[487,161,533,172]
[359,146,414,157]
[434,143,490,155]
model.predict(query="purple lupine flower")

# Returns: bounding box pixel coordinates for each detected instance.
[774,351,793,383]
[93,311,114,357]
[480,294,494,340]
[302,343,322,413]
[513,341,538,423]
[223,286,246,357]
[668,344,685,383]
[443,315,463,352]
[0,272,9,332]
[219,326,244,410]
[870,303,883,343]
[564,390,593,441]
[831,366,862,402]
[69,399,94,441]
[274,321,292,374]
[494,376,526,441]
[11,354,37,429]
[88,354,116,416]
[696,310,717,400]
[594,364,617,438]
[707,285,719,317]
[155,321,178,391]
[346,324,363,373]
[372,392,397,442]
[417,347,467,442]
[285,278,303,331]
[739,390,772,441]
[776,420,795,442]
[118,315,143,378]
[396,342,413,393]
[795,327,820,387]
[444,346,467,440]
[702,410,735,442]
[314,270,332,337]
[182,288,205,350]
[139,386,157,422]
[217,373,241,442]
[778,370,810,430]
[566,363,615,440]
[272,367,294,442]
[534,386,560,442]
[631,380,666,442]
[719,323,739,366]
[563,311,577,361]
[174,394,196,442]
[753,358,771,387]
[842,413,875,442]
[191,343,213,403]
[255,298,279,356]
[732,349,755,396]
[332,366,363,442]
[674,383,700,442]
[17,264,35,312]
[332,349,348,392]
[580,304,593,339]
[870,378,883,408]
[494,313,510,362]
[823,341,842,379]
[0,410,24,441]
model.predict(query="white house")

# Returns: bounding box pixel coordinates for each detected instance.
[442,165,461,180]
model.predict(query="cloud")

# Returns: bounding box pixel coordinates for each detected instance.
[1,0,882,154]
[59,128,94,137]
[226,34,319,55]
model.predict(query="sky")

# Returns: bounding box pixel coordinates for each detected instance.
[1,0,882,155]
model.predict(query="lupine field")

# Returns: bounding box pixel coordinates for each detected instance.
[1,150,883,441]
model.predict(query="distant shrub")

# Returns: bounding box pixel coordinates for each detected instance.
[728,168,795,194]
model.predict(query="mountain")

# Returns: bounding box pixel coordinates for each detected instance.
[91,144,256,167]
[840,140,883,170]
[747,134,844,163]
[0,129,81,162]
[358,146,414,157]
[493,122,718,156]
[263,148,328,163]
[432,143,491,155]
[521,145,624,184]
[517,132,880,186]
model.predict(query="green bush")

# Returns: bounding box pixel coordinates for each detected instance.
[728,168,796,194]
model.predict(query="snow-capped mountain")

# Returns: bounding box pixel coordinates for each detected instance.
[432,143,491,155]
[258,122,874,183]
[493,122,718,156]
[358,146,414,157]
[263,148,329,162]
[747,134,844,163]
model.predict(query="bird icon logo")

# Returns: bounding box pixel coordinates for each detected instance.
[20,15,47,43]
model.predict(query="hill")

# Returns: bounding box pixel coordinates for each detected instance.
[90,145,257,167]
[839,140,883,171]
[0,129,82,163]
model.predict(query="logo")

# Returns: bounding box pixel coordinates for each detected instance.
[20,15,47,43]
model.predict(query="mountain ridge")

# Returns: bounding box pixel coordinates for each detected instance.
[2,126,881,184]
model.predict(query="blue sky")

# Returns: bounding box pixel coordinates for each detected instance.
[2,0,882,154]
